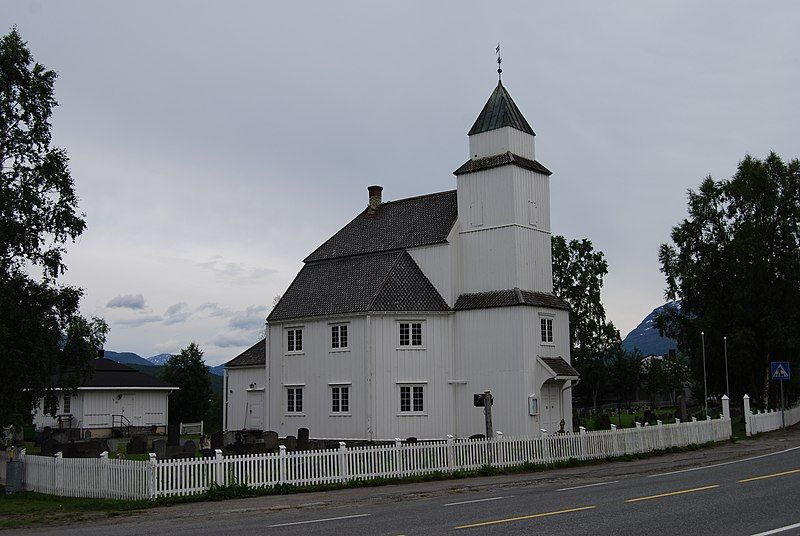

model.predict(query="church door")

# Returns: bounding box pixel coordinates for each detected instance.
[541,381,562,434]
[246,391,263,430]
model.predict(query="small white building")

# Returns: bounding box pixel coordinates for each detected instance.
[246,78,578,440]
[32,358,178,438]
[223,339,267,431]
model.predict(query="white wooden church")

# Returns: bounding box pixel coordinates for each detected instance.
[224,78,578,440]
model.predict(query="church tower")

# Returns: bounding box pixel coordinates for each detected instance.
[455,80,554,294]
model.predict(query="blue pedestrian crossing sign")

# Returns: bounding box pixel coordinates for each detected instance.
[771,362,791,381]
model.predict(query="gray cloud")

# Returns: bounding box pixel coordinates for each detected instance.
[210,333,257,349]
[106,294,146,310]
[116,315,163,327]
[229,305,269,331]
[196,302,232,318]
[163,302,192,325]
[197,258,277,281]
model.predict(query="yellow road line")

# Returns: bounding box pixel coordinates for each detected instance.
[739,468,800,483]
[625,484,719,503]
[454,505,596,530]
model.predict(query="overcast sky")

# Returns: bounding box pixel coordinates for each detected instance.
[4,1,799,365]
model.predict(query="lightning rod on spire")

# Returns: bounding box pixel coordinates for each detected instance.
[496,42,502,81]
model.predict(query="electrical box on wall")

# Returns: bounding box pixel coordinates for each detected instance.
[528,395,539,416]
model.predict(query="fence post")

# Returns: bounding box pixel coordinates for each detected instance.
[721,395,730,420]
[743,394,752,436]
[446,435,455,472]
[278,445,287,484]
[214,449,224,486]
[147,453,157,499]
[394,438,402,476]
[54,452,63,496]
[338,442,349,483]
[100,451,109,499]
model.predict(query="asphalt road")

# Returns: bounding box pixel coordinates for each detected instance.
[9,429,800,536]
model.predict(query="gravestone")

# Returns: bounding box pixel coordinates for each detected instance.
[405,437,418,444]
[223,431,237,446]
[468,434,485,440]
[182,439,196,455]
[210,431,224,450]
[127,434,147,455]
[52,430,69,444]
[41,438,60,457]
[251,442,267,454]
[644,409,654,425]
[284,435,297,451]
[600,413,612,430]
[677,395,689,422]
[166,445,184,459]
[297,428,310,451]
[200,449,215,458]
[152,439,167,459]
[167,424,180,446]
[264,431,279,451]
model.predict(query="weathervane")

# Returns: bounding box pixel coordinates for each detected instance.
[496,42,502,81]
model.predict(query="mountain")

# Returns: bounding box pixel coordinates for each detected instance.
[622,302,680,356]
[102,350,153,367]
[147,353,173,366]
[210,364,225,376]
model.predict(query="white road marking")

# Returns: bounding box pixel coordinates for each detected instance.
[750,521,800,535]
[648,446,800,478]
[557,480,619,492]
[266,513,371,527]
[445,496,512,506]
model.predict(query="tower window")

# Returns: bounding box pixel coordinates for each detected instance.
[541,318,554,344]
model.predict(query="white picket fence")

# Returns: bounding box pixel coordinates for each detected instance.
[744,394,800,435]
[8,416,731,500]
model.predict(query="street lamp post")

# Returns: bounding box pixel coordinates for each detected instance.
[701,331,708,418]
[723,336,730,397]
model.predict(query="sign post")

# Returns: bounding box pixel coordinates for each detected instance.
[770,362,791,429]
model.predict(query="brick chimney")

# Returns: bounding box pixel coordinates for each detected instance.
[366,185,383,216]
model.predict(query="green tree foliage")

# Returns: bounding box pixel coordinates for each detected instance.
[658,153,800,406]
[642,354,689,406]
[162,343,212,424]
[0,27,106,429]
[552,236,623,407]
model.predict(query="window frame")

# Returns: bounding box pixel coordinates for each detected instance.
[397,320,425,350]
[540,316,554,345]
[285,326,304,354]
[330,385,351,415]
[330,322,350,352]
[63,395,71,414]
[398,383,426,415]
[285,386,304,414]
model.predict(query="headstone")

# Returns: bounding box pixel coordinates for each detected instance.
[127,434,147,455]
[211,431,224,450]
[600,413,612,430]
[200,449,215,458]
[644,409,654,425]
[182,439,196,455]
[165,445,184,459]
[264,431,279,451]
[468,434,485,440]
[252,442,267,454]
[52,430,69,444]
[41,438,59,456]
[677,395,689,422]
[405,437,418,444]
[152,439,167,459]
[223,431,237,446]
[168,424,180,446]
[284,435,297,451]
[297,428,310,450]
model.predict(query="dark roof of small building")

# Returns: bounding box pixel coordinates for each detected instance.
[454,151,552,177]
[468,81,535,136]
[52,358,177,389]
[540,357,580,379]
[268,250,450,321]
[304,190,458,263]
[453,288,570,311]
[225,339,266,368]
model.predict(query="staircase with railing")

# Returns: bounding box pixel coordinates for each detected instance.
[112,414,131,437]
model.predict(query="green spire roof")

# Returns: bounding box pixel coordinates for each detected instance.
[468,81,535,136]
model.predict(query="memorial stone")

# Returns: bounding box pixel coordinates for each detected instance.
[297,428,310,450]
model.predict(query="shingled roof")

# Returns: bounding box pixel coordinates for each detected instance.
[51,358,177,389]
[468,81,535,136]
[539,356,580,380]
[269,250,449,321]
[304,190,458,263]
[454,288,570,311]
[225,339,266,368]
[453,151,552,176]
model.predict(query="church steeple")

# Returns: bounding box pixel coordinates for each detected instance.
[468,81,535,136]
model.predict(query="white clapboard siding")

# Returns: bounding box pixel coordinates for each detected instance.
[13,417,731,500]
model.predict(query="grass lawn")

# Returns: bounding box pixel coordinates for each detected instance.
[584,408,677,431]
[0,490,151,529]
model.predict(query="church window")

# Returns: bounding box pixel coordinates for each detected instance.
[331,324,348,350]
[399,385,425,413]
[399,322,423,347]
[331,386,349,413]
[541,318,553,344]
[286,387,303,413]
[287,328,303,353]
[63,395,71,414]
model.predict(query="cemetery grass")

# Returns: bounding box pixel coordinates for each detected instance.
[0,441,720,528]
